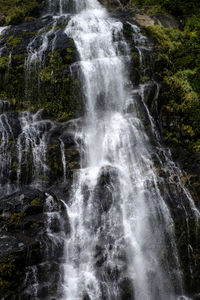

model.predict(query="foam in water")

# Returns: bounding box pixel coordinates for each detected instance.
[0,26,8,35]
[17,111,53,185]
[0,0,199,298]
[0,114,14,193]
[61,1,198,299]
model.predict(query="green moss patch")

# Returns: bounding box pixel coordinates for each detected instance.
[30,197,43,207]
[0,0,42,26]
[144,24,200,154]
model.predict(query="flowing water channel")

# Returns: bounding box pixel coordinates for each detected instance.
[60,0,198,299]
[0,0,199,299]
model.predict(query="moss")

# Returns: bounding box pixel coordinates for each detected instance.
[30,197,43,207]
[0,0,42,26]
[66,48,73,53]
[46,144,63,181]
[0,51,28,109]
[140,75,150,83]
[6,35,23,47]
[50,287,57,294]
[0,258,15,296]
[37,24,54,36]
[130,0,200,19]
[24,50,83,120]
[8,213,23,227]
[164,70,198,110]
[0,33,6,40]
[144,24,200,154]
[38,174,49,181]
[0,213,24,233]
[0,30,82,119]
[164,131,179,144]
[0,56,9,70]
[174,219,200,293]
[24,16,36,22]
[39,66,52,82]
[54,24,67,31]
[0,279,9,295]
[0,260,15,277]
[30,222,37,229]
[144,25,182,59]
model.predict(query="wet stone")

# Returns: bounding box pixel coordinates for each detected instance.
[0,100,13,114]
[119,277,135,300]
[0,233,25,258]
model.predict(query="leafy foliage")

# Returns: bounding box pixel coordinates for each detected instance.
[0,0,42,25]
[144,13,200,153]
[130,0,200,18]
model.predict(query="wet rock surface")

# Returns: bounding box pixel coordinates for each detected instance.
[0,106,78,298]
[0,13,83,120]
[0,1,199,299]
[0,186,70,298]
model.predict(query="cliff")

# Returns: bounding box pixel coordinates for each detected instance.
[0,0,199,299]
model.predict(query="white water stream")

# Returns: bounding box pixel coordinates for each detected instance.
[0,0,199,298]
[60,1,196,299]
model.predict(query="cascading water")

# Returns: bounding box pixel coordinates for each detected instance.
[17,111,53,185]
[0,0,199,298]
[60,0,199,299]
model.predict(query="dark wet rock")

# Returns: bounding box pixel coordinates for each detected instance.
[126,10,180,29]
[0,99,13,114]
[141,81,159,112]
[61,132,75,146]
[0,187,67,298]
[0,15,54,53]
[83,294,91,300]
[0,233,25,258]
[95,166,119,213]
[0,188,45,215]
[0,1,199,299]
[95,243,108,267]
[0,13,83,120]
[99,0,127,9]
[61,131,81,174]
[0,111,21,138]
[52,28,77,59]
[119,277,135,300]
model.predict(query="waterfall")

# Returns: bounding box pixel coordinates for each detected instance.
[0,0,199,298]
[61,0,198,299]
[17,111,53,185]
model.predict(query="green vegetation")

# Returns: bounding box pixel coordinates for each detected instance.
[0,52,27,108]
[144,21,200,153]
[130,0,200,18]
[0,56,9,70]
[128,0,200,293]
[0,0,42,25]
[128,0,200,155]
[0,258,15,295]
[174,219,200,293]
[28,49,83,120]
[0,212,23,230]
[30,197,44,207]
[0,36,83,120]
[6,35,23,47]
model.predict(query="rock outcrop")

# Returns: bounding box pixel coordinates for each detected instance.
[0,0,199,299]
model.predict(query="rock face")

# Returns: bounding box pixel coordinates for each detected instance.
[0,0,44,26]
[0,189,66,299]
[0,109,80,298]
[0,15,83,121]
[99,0,123,8]
[0,7,83,297]
[0,1,199,299]
[132,12,179,28]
